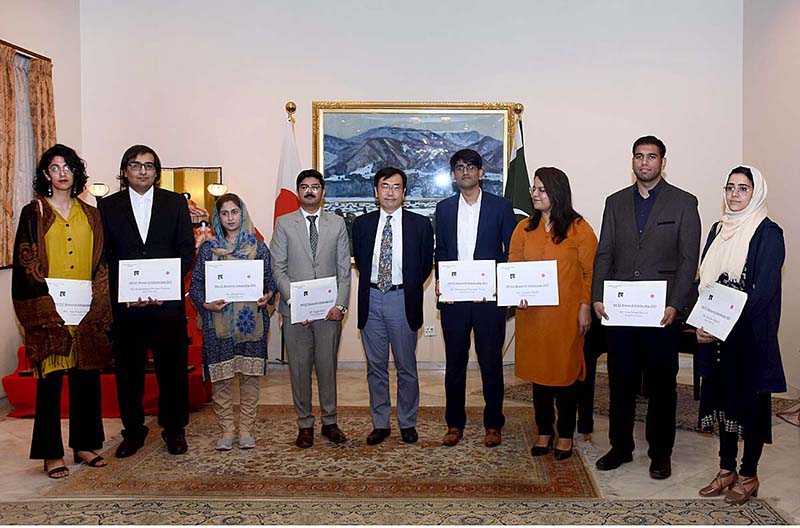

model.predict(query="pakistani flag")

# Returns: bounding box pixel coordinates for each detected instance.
[504,119,532,222]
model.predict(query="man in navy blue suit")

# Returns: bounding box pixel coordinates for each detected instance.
[353,167,434,445]
[434,149,516,447]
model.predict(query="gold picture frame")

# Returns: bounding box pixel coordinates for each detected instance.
[311,101,521,222]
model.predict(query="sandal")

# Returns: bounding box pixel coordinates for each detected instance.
[74,451,107,467]
[43,459,69,479]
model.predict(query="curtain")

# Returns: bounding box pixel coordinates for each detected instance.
[0,45,17,267]
[29,58,56,160]
[13,55,34,235]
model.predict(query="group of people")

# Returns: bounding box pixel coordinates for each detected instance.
[11,136,785,507]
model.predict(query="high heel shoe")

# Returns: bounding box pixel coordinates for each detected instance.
[73,451,106,467]
[725,475,759,505]
[553,440,574,461]
[43,459,69,479]
[530,436,553,457]
[698,470,737,497]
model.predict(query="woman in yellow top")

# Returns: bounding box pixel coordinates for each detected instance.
[12,144,112,478]
[509,167,597,460]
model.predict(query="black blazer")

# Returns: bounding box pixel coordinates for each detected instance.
[99,187,195,322]
[352,209,434,331]
[591,181,701,315]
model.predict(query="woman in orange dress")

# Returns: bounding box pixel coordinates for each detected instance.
[510,167,597,460]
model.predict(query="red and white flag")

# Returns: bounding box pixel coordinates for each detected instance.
[273,116,302,225]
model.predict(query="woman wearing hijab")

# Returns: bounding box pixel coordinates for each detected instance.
[190,193,277,450]
[695,166,786,504]
[12,144,112,478]
[510,167,597,460]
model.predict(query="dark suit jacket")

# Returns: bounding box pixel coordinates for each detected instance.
[352,209,434,331]
[591,180,701,315]
[434,190,516,273]
[99,187,195,323]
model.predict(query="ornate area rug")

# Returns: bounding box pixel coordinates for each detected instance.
[500,373,799,433]
[47,405,597,499]
[0,498,787,524]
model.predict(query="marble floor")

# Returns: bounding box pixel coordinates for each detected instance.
[1,363,799,524]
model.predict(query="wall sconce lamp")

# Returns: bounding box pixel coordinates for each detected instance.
[88,182,110,203]
[207,183,227,197]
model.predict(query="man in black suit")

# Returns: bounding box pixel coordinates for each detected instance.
[99,145,195,457]
[592,135,701,479]
[352,167,434,445]
[434,149,516,448]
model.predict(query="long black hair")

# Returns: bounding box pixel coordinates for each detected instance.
[525,167,583,244]
[34,144,88,198]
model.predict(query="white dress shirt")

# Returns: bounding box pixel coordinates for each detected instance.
[370,207,403,285]
[129,186,154,243]
[457,190,482,261]
[300,207,322,238]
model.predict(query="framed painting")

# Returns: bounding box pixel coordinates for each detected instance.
[312,101,521,225]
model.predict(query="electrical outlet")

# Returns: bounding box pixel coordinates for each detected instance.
[424,326,436,337]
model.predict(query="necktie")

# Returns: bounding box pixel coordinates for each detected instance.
[308,215,318,259]
[377,215,393,293]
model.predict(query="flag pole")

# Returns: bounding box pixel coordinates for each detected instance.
[276,101,298,365]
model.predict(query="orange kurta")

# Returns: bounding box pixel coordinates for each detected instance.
[511,218,598,386]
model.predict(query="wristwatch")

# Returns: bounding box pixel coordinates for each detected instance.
[335,304,348,314]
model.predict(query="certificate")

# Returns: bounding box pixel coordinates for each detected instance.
[118,258,182,302]
[687,283,747,341]
[45,278,92,326]
[438,260,496,302]
[205,260,263,302]
[290,276,338,323]
[602,280,667,327]
[496,260,559,307]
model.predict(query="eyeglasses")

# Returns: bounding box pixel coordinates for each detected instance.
[127,161,156,173]
[453,164,479,173]
[299,184,322,193]
[529,186,546,194]
[48,164,74,176]
[379,183,403,192]
[724,184,751,195]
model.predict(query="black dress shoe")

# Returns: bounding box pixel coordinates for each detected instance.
[400,427,419,444]
[115,426,149,458]
[162,430,188,455]
[649,457,672,479]
[321,424,347,444]
[553,442,574,461]
[366,428,391,445]
[596,449,633,471]
[296,427,314,448]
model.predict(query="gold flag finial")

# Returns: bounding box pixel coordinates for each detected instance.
[513,103,524,115]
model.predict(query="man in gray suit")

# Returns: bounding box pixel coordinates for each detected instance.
[592,136,701,480]
[271,169,352,448]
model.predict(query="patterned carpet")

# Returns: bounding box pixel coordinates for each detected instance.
[0,498,787,524]
[500,372,799,433]
[47,405,597,499]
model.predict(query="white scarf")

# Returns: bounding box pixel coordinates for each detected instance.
[698,166,768,289]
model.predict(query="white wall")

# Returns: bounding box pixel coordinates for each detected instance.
[77,0,744,363]
[743,0,800,394]
[0,0,82,395]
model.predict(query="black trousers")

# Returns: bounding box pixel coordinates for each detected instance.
[440,302,505,430]
[577,314,605,434]
[719,431,765,477]
[607,324,680,460]
[30,368,104,460]
[113,317,189,440]
[532,382,579,438]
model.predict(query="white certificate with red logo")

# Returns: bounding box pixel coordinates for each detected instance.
[118,258,182,302]
[496,260,559,307]
[438,260,496,302]
[205,260,263,302]
[687,283,747,341]
[602,280,666,327]
[290,276,338,323]
[45,278,93,325]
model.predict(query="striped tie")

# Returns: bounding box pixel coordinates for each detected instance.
[308,215,318,259]
[377,216,392,293]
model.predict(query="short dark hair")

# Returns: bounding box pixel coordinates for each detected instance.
[449,149,483,171]
[34,144,88,198]
[373,166,407,189]
[632,135,666,158]
[215,193,242,214]
[728,166,754,185]
[296,169,324,189]
[118,144,162,189]
[526,167,583,244]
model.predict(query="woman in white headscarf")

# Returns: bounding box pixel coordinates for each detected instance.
[695,166,786,505]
